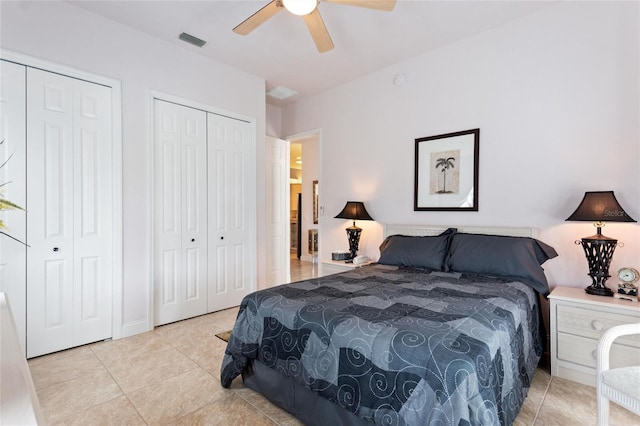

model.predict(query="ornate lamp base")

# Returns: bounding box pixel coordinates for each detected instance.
[345,226,362,260]
[585,284,614,297]
[577,233,617,297]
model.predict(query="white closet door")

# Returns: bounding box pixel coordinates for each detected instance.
[265,136,290,286]
[207,113,255,312]
[71,75,113,345]
[154,100,208,325]
[0,60,27,352]
[26,68,113,358]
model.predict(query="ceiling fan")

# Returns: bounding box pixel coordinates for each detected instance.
[233,0,396,53]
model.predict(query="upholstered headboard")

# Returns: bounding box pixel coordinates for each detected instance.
[383,224,537,239]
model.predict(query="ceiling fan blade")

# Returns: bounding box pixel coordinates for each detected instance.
[233,0,284,35]
[303,9,334,53]
[324,0,395,11]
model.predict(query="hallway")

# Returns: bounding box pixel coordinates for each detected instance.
[289,255,317,283]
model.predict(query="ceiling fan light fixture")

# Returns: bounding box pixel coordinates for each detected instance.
[282,0,318,16]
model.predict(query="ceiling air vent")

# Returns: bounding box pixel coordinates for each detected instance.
[266,85,298,100]
[179,32,207,48]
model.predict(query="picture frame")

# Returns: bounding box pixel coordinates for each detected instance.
[414,128,479,211]
[312,180,319,224]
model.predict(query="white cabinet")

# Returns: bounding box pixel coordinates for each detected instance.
[549,286,640,387]
[154,99,256,324]
[0,61,116,358]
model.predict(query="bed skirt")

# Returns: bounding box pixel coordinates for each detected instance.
[242,359,369,426]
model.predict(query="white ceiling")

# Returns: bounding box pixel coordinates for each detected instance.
[68,0,556,105]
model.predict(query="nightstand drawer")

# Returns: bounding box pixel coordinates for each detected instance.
[557,305,640,348]
[321,260,372,276]
[549,286,640,386]
[558,332,640,369]
[321,263,348,276]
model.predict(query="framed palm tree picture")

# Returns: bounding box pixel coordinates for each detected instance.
[414,128,479,211]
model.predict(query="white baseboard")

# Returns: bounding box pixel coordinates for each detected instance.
[119,319,152,339]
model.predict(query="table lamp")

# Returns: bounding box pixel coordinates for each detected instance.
[334,201,374,261]
[566,191,636,296]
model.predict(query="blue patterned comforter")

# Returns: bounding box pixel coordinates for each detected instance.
[220,265,542,425]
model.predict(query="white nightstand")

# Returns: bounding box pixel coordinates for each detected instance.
[320,259,371,276]
[549,286,640,387]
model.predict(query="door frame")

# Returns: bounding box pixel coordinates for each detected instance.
[1,50,124,340]
[282,128,323,270]
[147,90,257,328]
[265,135,291,286]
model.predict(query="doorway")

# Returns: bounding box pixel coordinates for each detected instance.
[287,134,319,281]
[290,143,302,259]
[264,131,320,286]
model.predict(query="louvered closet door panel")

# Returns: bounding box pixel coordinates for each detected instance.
[26,68,113,358]
[0,60,27,352]
[207,113,254,312]
[26,69,76,356]
[154,100,207,326]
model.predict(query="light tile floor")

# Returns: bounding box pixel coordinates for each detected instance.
[28,259,639,425]
[290,254,318,283]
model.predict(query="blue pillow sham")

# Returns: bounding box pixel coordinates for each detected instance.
[378,228,456,271]
[377,229,557,295]
[444,233,558,295]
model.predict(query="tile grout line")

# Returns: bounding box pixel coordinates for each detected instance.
[117,328,223,425]
[231,386,284,425]
[87,336,179,425]
[32,345,132,425]
[168,320,267,424]
[89,343,150,425]
[531,374,553,425]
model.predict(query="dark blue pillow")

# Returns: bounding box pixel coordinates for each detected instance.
[444,233,558,295]
[378,228,456,270]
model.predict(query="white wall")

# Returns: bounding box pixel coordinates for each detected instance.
[266,104,283,138]
[281,1,640,291]
[1,1,266,336]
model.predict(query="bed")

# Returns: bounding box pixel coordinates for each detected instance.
[221,225,557,425]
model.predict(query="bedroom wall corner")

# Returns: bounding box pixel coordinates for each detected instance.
[266,103,283,138]
[1,0,267,339]
[280,1,640,291]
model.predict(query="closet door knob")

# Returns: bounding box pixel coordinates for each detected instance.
[191,238,195,242]
[220,236,224,240]
[53,247,59,252]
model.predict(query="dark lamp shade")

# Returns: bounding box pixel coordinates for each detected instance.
[334,201,374,221]
[565,191,636,223]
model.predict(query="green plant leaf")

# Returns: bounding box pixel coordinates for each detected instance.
[0,138,27,245]
[0,198,25,211]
